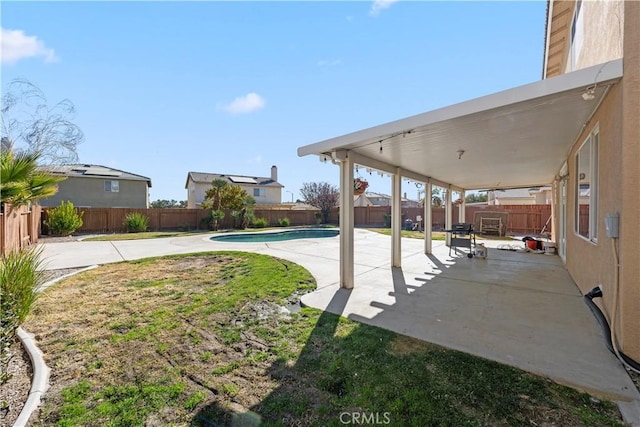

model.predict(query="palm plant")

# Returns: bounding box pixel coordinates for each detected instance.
[0,150,64,205]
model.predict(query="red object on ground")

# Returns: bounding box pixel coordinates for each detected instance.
[526,240,538,250]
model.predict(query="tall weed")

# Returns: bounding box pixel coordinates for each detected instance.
[124,212,149,233]
[0,247,46,384]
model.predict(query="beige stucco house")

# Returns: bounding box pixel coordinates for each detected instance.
[487,187,552,205]
[39,164,151,208]
[185,165,284,208]
[298,1,639,364]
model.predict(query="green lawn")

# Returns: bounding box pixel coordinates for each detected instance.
[366,228,447,240]
[24,252,624,426]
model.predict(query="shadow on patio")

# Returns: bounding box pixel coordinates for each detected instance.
[301,243,638,402]
[190,247,636,426]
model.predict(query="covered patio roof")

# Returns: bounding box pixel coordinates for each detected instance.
[298,59,622,191]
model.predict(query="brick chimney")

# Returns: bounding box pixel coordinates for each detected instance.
[271,165,277,182]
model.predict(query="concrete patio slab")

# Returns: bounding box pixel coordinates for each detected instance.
[36,229,639,409]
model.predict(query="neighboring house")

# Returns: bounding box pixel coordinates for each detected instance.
[38,164,151,208]
[353,194,373,207]
[487,186,552,205]
[363,192,421,208]
[185,165,283,208]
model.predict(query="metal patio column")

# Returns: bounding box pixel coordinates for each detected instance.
[336,150,354,289]
[445,186,453,247]
[424,181,432,254]
[391,169,402,267]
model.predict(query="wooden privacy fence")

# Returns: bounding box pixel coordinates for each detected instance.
[41,205,552,235]
[41,207,321,234]
[0,203,41,255]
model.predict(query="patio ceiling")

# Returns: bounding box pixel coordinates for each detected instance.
[298,59,623,191]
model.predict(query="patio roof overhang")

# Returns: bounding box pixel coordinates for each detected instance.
[298,59,623,191]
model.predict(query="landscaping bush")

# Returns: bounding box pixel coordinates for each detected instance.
[252,217,268,228]
[277,217,290,227]
[124,212,149,233]
[314,211,323,224]
[201,210,225,231]
[44,201,83,236]
[1,246,45,385]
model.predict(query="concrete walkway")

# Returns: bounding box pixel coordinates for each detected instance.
[37,229,640,408]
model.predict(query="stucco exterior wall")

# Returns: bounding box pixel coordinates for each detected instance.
[187,180,282,208]
[565,82,621,300]
[563,81,640,359]
[40,177,149,208]
[551,0,639,364]
[619,0,640,360]
[564,0,624,73]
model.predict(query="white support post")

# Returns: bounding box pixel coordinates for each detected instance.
[425,181,432,254]
[550,181,557,242]
[445,185,453,247]
[459,190,466,223]
[391,169,402,267]
[337,151,354,289]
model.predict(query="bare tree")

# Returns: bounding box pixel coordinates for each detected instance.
[1,79,83,165]
[300,181,339,224]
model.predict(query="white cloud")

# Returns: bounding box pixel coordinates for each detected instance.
[1,27,58,65]
[247,155,263,164]
[369,0,399,17]
[317,59,342,67]
[220,92,266,114]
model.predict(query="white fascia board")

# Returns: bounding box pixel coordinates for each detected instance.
[347,151,461,192]
[297,59,622,158]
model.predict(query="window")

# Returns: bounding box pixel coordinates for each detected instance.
[105,180,119,192]
[575,127,598,241]
[569,0,583,71]
[253,188,265,197]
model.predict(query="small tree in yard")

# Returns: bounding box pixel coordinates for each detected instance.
[44,200,83,235]
[300,181,339,224]
[1,150,64,206]
[201,179,251,230]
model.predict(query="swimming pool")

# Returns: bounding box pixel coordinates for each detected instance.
[209,228,339,243]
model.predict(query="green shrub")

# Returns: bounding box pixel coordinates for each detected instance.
[124,212,149,233]
[277,217,290,227]
[314,211,323,224]
[201,210,225,231]
[252,217,268,228]
[44,201,83,236]
[1,247,45,385]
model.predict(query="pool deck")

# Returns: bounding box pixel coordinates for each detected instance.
[37,229,640,422]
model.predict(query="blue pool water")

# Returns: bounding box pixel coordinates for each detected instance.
[210,228,339,243]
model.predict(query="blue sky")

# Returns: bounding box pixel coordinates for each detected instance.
[1,1,547,203]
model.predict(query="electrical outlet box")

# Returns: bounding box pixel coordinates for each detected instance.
[605,213,620,239]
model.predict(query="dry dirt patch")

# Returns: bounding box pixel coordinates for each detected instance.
[22,252,315,426]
